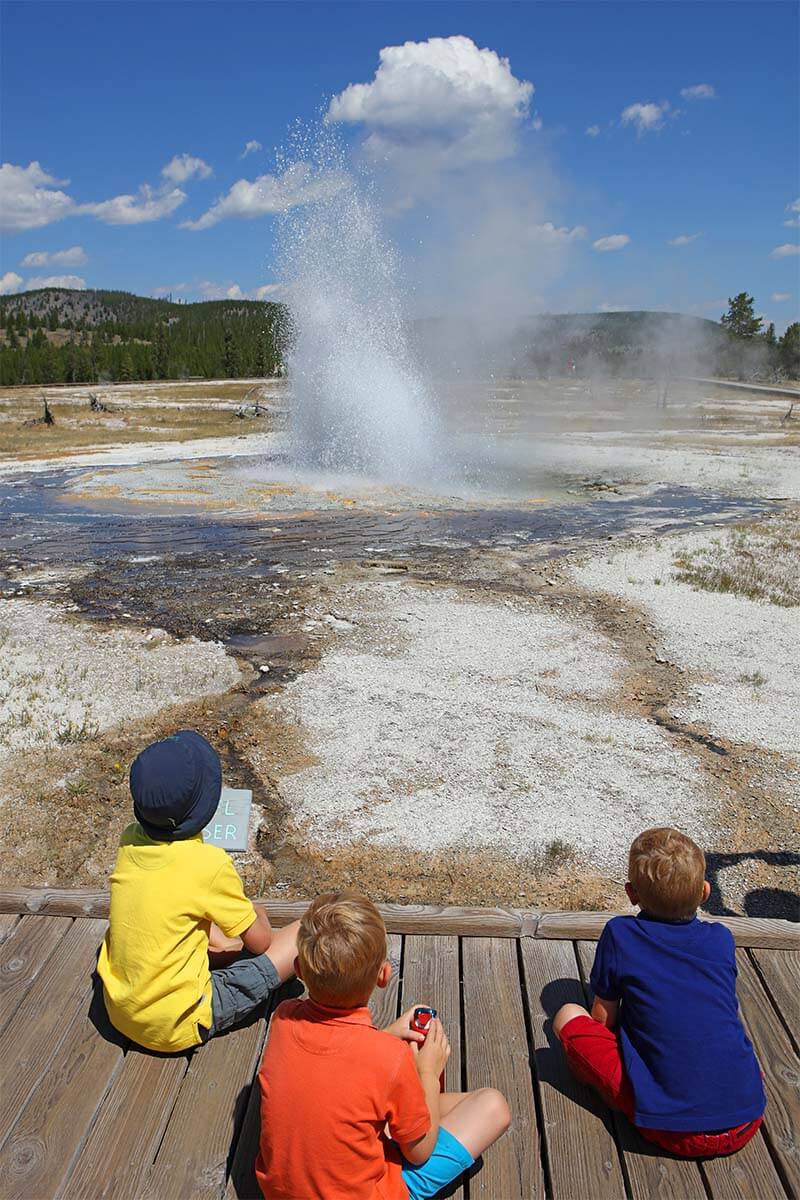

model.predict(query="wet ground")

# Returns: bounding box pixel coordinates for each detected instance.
[0,462,771,651]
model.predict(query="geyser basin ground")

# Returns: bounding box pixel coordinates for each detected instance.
[0,378,797,917]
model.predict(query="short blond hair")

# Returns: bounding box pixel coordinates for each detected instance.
[297,892,388,1005]
[628,828,706,919]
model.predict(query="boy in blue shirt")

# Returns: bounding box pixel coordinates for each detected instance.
[554,827,765,1157]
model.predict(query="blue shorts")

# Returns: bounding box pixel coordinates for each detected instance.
[401,1127,475,1200]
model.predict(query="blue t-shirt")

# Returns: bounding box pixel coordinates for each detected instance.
[590,913,765,1132]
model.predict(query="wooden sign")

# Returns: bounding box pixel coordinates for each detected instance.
[203,787,252,851]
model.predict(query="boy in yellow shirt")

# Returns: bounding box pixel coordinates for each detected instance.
[97,730,299,1053]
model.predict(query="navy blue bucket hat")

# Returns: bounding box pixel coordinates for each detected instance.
[131,730,221,840]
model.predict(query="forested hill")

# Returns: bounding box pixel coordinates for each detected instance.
[0,288,794,386]
[0,288,286,386]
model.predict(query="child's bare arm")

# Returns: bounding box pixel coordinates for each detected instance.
[591,996,619,1028]
[398,1020,450,1165]
[209,922,244,953]
[240,903,273,955]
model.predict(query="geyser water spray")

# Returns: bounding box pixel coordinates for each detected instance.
[277,130,438,484]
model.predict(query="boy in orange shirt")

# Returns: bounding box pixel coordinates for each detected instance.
[256,892,510,1200]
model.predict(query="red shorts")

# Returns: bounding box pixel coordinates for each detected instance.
[559,1015,763,1159]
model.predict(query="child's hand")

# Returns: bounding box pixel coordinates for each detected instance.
[385,1006,426,1045]
[414,1018,450,1081]
[208,922,244,954]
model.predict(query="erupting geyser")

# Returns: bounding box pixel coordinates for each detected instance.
[278,134,438,483]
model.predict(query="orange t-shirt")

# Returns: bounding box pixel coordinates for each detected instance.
[255,998,431,1200]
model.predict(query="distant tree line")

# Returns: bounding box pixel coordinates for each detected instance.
[1,287,797,388]
[0,289,287,386]
[719,293,799,379]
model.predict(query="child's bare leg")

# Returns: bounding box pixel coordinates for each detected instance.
[553,1002,589,1037]
[439,1088,511,1159]
[264,919,301,981]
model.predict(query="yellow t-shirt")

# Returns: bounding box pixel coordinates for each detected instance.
[97,822,256,1052]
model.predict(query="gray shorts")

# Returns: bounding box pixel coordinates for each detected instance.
[205,952,282,1038]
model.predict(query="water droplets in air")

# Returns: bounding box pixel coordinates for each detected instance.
[277,126,439,485]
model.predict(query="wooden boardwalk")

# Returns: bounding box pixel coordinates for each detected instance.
[0,890,797,1200]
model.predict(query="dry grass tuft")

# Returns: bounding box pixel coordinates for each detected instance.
[672,511,800,607]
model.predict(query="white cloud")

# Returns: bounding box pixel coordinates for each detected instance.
[533,223,587,244]
[254,283,284,299]
[770,243,800,258]
[327,35,533,169]
[181,162,345,230]
[621,101,669,133]
[599,302,630,312]
[771,292,791,302]
[668,232,703,246]
[0,161,74,231]
[242,140,262,158]
[26,274,86,289]
[154,279,282,301]
[593,234,630,252]
[0,271,24,294]
[161,154,212,184]
[79,184,187,225]
[680,84,716,101]
[785,218,800,228]
[585,125,601,137]
[20,245,87,268]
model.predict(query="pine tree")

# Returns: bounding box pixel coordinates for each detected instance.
[765,323,776,346]
[721,294,763,338]
[779,323,800,376]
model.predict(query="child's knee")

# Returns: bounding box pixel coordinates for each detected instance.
[477,1087,511,1136]
[553,1002,588,1037]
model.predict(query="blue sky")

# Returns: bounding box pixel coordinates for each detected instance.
[1,1,798,329]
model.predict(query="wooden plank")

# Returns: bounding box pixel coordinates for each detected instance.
[402,936,464,1200]
[401,935,462,1092]
[224,990,305,1200]
[538,910,800,950]
[0,913,19,945]
[0,917,106,1148]
[0,915,73,1037]
[700,1130,786,1200]
[224,1078,262,1200]
[143,1018,266,1200]
[520,938,625,1199]
[3,891,796,946]
[462,937,545,1199]
[0,985,126,1200]
[750,948,800,1052]
[369,933,402,1028]
[734,949,800,1197]
[61,1047,189,1200]
[574,942,705,1200]
[0,890,533,938]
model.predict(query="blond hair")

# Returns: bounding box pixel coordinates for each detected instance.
[297,892,388,1005]
[628,828,706,919]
